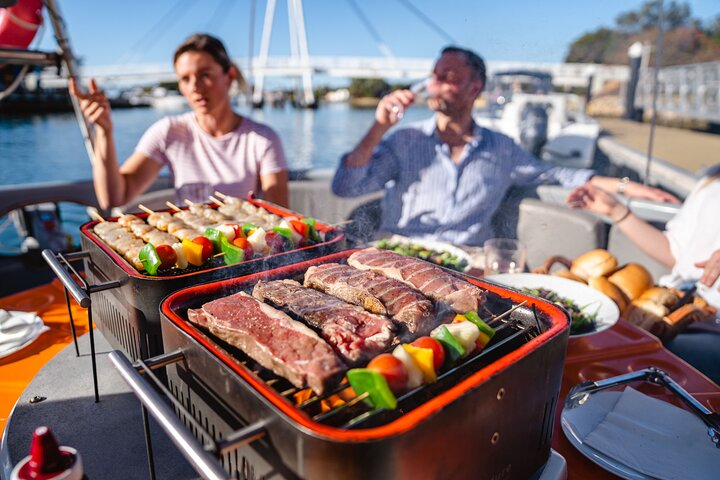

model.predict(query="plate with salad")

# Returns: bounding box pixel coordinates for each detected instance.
[371,236,472,272]
[484,273,619,336]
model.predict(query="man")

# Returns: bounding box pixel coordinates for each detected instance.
[332,46,677,246]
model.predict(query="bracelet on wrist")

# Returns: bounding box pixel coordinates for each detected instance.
[614,206,631,224]
[616,176,630,195]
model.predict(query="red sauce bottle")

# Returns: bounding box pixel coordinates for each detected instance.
[10,426,85,480]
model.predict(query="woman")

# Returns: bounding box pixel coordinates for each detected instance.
[69,33,289,209]
[567,167,720,383]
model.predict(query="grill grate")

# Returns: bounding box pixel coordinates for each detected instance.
[194,295,541,429]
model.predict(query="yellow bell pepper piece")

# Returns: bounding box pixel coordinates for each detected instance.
[453,314,466,323]
[402,344,437,383]
[182,238,204,266]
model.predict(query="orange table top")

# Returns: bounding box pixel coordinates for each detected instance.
[0,279,90,433]
[1,280,718,478]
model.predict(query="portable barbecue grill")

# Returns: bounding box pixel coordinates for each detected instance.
[45,199,345,361]
[111,250,570,480]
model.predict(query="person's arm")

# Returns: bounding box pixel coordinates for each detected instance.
[344,88,415,168]
[260,170,289,207]
[69,78,161,209]
[566,183,676,268]
[589,175,680,204]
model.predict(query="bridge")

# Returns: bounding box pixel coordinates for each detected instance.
[32,56,630,93]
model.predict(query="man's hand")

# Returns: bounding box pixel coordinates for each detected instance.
[375,89,415,127]
[696,249,720,290]
[624,181,681,204]
[68,78,113,132]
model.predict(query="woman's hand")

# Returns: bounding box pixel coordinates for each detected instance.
[623,181,681,204]
[566,182,628,220]
[696,250,720,290]
[68,78,113,132]
[375,89,415,127]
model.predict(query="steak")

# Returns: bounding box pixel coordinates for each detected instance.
[304,263,436,340]
[187,291,346,395]
[348,248,486,314]
[252,279,396,364]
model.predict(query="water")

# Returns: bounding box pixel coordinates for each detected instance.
[0,102,431,251]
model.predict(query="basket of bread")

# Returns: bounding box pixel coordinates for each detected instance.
[534,249,717,343]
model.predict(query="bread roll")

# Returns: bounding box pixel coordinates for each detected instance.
[608,263,654,301]
[570,249,618,280]
[554,269,587,283]
[638,287,679,310]
[624,298,669,335]
[588,276,628,311]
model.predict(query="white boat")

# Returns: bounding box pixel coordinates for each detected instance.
[474,70,600,168]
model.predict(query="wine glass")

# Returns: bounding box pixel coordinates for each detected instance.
[391,77,430,120]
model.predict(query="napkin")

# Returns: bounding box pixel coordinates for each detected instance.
[582,387,720,480]
[0,309,49,358]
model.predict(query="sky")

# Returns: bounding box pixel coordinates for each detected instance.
[36,0,719,81]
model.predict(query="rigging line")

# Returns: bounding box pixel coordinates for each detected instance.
[395,0,456,44]
[345,0,394,58]
[204,0,237,33]
[117,0,197,66]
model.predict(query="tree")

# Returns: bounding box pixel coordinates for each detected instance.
[565,28,620,63]
[348,78,390,98]
[615,1,692,32]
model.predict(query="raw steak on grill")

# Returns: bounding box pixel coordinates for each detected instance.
[348,248,485,314]
[304,263,436,340]
[253,279,395,364]
[187,291,346,395]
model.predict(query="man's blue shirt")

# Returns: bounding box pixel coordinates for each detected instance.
[332,117,594,246]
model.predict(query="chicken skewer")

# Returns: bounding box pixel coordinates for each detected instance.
[138,204,202,241]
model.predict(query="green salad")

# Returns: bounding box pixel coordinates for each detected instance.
[522,287,598,335]
[375,239,469,272]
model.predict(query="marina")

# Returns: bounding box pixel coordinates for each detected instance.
[2,0,720,479]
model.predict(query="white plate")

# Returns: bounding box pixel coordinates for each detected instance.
[0,310,49,359]
[484,273,619,336]
[371,235,472,272]
[561,391,651,479]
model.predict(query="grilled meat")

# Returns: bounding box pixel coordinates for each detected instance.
[253,279,396,365]
[188,291,346,395]
[348,248,486,314]
[304,263,436,340]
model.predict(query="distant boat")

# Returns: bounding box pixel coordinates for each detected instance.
[474,70,600,168]
[148,87,187,111]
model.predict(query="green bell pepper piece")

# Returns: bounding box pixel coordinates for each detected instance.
[272,226,296,249]
[346,368,397,410]
[139,243,162,276]
[203,227,223,252]
[220,236,244,265]
[464,311,496,341]
[302,218,321,243]
[242,222,258,236]
[432,325,466,365]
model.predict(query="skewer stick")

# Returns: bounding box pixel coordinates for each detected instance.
[214,191,228,199]
[208,195,226,207]
[213,252,226,258]
[330,219,354,227]
[87,207,105,222]
[184,199,197,207]
[166,201,182,212]
[492,300,528,323]
[137,204,154,215]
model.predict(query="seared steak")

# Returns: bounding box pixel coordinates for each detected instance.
[348,248,485,314]
[187,291,345,395]
[252,279,395,364]
[304,263,436,340]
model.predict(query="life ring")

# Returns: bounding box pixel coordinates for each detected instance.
[0,0,43,49]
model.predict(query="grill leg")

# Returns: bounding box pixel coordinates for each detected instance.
[141,405,157,480]
[87,307,100,403]
[63,286,80,357]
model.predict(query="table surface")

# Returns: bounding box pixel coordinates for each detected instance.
[2,279,719,479]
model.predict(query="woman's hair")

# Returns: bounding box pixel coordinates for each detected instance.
[174,33,238,74]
